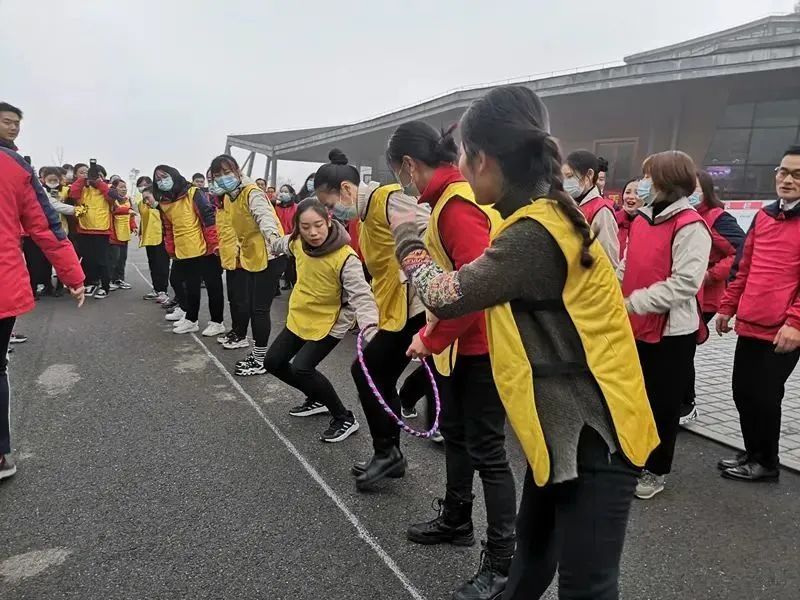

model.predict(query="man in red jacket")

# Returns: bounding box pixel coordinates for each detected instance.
[716,145,800,482]
[0,144,85,480]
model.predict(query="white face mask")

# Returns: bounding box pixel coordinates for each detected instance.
[563,176,583,199]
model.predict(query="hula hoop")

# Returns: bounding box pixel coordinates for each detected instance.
[356,325,441,438]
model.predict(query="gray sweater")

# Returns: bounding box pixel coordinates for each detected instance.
[394,195,617,484]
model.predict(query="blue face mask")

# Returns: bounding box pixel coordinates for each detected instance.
[306,180,314,193]
[216,174,239,193]
[563,176,583,199]
[332,202,357,222]
[637,178,655,205]
[156,176,173,192]
[688,191,702,206]
[208,181,225,196]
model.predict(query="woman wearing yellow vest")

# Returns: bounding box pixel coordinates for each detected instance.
[153,165,225,336]
[313,149,432,491]
[208,155,286,376]
[108,179,135,291]
[133,176,170,303]
[391,86,658,600]
[265,198,378,441]
[385,121,516,600]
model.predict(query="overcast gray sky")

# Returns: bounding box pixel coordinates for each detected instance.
[1,0,794,185]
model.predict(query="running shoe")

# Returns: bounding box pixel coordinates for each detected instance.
[679,404,699,426]
[93,288,108,299]
[116,280,132,290]
[9,333,28,344]
[401,407,418,419]
[217,330,236,344]
[143,290,158,300]
[165,307,186,322]
[173,320,199,334]
[84,284,97,296]
[202,321,226,337]
[289,400,329,417]
[155,292,170,304]
[161,298,179,310]
[0,454,16,481]
[635,471,666,499]
[430,430,444,443]
[222,334,250,350]
[108,282,120,291]
[321,414,360,443]
[234,354,266,377]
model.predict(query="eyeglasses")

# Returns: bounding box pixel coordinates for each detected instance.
[775,167,800,182]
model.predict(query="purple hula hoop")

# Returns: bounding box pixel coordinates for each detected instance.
[356,325,441,438]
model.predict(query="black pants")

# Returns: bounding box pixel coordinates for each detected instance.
[504,428,638,600]
[226,269,250,338]
[174,255,224,323]
[399,365,437,430]
[145,243,170,293]
[108,243,128,282]
[264,327,346,418]
[242,257,286,347]
[169,260,186,306]
[441,354,516,555]
[77,233,110,291]
[351,313,430,451]
[637,334,696,475]
[22,237,51,293]
[683,312,717,409]
[0,317,15,455]
[732,336,800,470]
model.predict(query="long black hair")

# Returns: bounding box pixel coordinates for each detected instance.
[290,198,330,241]
[566,150,601,186]
[313,149,360,193]
[152,164,191,202]
[208,154,240,177]
[297,172,316,202]
[460,85,595,267]
[697,170,724,209]
[385,121,458,169]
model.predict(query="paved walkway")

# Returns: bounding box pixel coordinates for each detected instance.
[689,333,800,472]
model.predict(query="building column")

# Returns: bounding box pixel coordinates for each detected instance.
[264,156,271,181]
[270,153,278,186]
[670,97,684,150]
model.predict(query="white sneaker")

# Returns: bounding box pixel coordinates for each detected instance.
[172,318,188,328]
[430,430,444,443]
[635,471,666,499]
[173,320,199,334]
[108,282,120,291]
[201,321,226,337]
[155,292,169,303]
[165,307,186,322]
[93,288,108,299]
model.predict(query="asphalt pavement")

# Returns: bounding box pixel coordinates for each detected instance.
[1,249,799,600]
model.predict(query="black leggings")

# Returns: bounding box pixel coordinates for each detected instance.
[683,312,717,409]
[145,243,170,293]
[22,237,51,292]
[0,317,15,455]
[226,269,250,338]
[77,233,110,291]
[264,327,346,418]
[170,260,186,306]
[242,257,286,347]
[351,313,430,451]
[399,364,437,430]
[174,255,224,323]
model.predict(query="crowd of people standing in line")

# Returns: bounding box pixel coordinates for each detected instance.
[3,88,800,600]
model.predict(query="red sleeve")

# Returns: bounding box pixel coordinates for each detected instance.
[112,202,131,215]
[706,214,743,283]
[162,212,176,257]
[418,198,489,354]
[129,214,137,232]
[68,177,87,200]
[17,168,84,288]
[719,224,754,317]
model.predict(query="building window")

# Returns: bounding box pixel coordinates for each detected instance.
[704,99,800,199]
[594,139,638,192]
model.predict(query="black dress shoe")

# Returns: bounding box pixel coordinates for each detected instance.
[717,451,750,470]
[721,461,779,482]
[355,446,406,490]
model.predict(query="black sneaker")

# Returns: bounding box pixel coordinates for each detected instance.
[234,354,266,377]
[320,414,360,443]
[453,542,511,600]
[289,400,329,418]
[217,330,236,344]
[0,454,17,481]
[407,497,475,546]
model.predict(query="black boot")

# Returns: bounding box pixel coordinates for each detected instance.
[355,439,406,490]
[452,542,511,600]
[351,460,404,478]
[407,494,475,546]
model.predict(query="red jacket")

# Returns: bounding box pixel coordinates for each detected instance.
[719,202,800,342]
[580,195,615,226]
[0,147,84,318]
[276,203,297,234]
[615,209,635,259]
[696,203,744,314]
[417,165,490,356]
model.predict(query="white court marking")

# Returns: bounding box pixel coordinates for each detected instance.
[0,548,72,582]
[130,262,426,600]
[36,364,80,396]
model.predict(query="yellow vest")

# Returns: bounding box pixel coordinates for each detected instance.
[137,200,163,247]
[485,199,659,486]
[225,183,284,272]
[423,181,501,375]
[358,183,406,332]
[113,200,132,243]
[216,200,239,270]
[77,185,111,232]
[287,238,357,341]
[160,187,206,259]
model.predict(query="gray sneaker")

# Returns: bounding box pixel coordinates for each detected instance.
[0,454,17,481]
[635,471,665,499]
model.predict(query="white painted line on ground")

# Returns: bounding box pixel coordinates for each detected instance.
[131,261,427,600]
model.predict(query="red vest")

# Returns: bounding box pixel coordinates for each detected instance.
[698,205,725,312]
[735,208,800,338]
[622,208,709,344]
[616,209,634,260]
[580,196,615,226]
